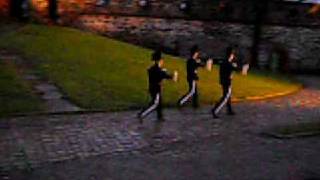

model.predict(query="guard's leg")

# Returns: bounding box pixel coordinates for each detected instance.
[212,85,232,117]
[156,94,164,121]
[178,80,196,106]
[192,83,199,108]
[226,93,235,115]
[138,93,160,120]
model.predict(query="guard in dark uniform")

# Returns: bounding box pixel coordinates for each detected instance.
[138,50,173,123]
[212,47,238,119]
[178,45,205,108]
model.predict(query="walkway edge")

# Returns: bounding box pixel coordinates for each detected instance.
[261,131,320,139]
[1,85,303,119]
[232,85,303,103]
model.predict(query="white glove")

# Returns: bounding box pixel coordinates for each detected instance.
[206,59,213,71]
[173,70,179,82]
[242,64,250,75]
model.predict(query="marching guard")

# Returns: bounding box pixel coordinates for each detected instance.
[177,45,208,109]
[138,50,176,123]
[212,46,240,119]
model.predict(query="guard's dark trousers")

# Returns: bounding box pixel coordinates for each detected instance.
[212,84,233,115]
[139,92,163,119]
[178,80,198,108]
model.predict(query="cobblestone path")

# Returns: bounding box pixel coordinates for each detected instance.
[0,75,319,180]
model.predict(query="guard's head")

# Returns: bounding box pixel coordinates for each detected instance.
[225,46,235,62]
[152,50,163,66]
[152,50,161,61]
[190,45,200,59]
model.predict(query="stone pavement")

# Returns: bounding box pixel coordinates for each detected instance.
[0,75,320,180]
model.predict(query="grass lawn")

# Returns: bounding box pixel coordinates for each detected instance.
[0,62,42,117]
[0,24,301,111]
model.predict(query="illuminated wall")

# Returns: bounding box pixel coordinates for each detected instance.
[0,0,9,16]
[30,0,48,19]
[29,0,87,21]
[1,0,319,25]
[0,0,319,71]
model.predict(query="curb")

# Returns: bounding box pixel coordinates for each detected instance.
[232,85,303,103]
[7,110,112,118]
[261,131,320,139]
[1,85,303,119]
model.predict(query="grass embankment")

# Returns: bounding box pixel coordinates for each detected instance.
[0,62,42,117]
[0,24,301,111]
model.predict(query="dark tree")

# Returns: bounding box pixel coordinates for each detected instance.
[49,0,58,22]
[10,0,23,19]
[251,0,269,69]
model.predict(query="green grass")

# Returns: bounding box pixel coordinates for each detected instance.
[0,24,301,111]
[0,62,42,117]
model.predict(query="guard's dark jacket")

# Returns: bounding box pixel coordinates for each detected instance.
[148,64,172,94]
[186,58,205,82]
[219,61,238,86]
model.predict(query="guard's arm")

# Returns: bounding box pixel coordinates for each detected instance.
[161,69,173,80]
[196,58,206,68]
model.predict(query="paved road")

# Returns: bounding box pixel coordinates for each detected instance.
[0,76,320,180]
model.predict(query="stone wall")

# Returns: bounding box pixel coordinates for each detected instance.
[2,0,319,26]
[56,0,320,27]
[1,0,320,71]
[74,14,320,72]
[54,0,320,26]
[260,26,320,72]
[29,0,92,22]
[74,15,253,58]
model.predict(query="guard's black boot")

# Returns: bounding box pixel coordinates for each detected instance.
[211,109,219,119]
[157,112,164,122]
[227,111,235,116]
[177,101,183,110]
[137,113,143,124]
[192,103,199,109]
